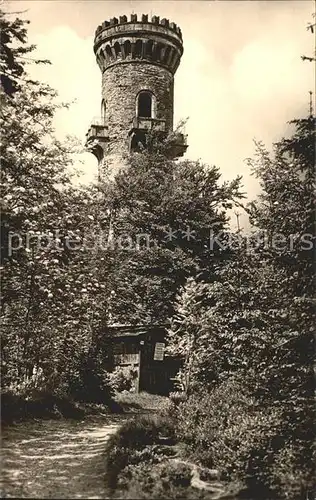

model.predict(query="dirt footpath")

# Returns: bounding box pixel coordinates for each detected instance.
[1,414,127,499]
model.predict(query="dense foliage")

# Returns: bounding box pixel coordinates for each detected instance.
[168,116,315,499]
[100,150,241,323]
[2,8,314,498]
[0,9,49,95]
[0,9,112,406]
[1,9,241,415]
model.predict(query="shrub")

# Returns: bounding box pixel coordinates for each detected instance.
[159,461,192,488]
[68,351,113,403]
[104,414,176,489]
[118,461,196,499]
[1,347,116,422]
[269,439,316,500]
[176,378,315,499]
[108,366,137,393]
[1,390,84,424]
[169,391,187,405]
[158,392,187,420]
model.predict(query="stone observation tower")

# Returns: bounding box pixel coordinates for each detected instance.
[85,14,188,179]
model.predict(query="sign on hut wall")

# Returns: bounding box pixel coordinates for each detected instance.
[154,342,165,361]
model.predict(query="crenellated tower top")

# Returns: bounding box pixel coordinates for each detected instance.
[93,14,184,74]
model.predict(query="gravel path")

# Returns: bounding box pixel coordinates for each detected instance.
[1,414,127,499]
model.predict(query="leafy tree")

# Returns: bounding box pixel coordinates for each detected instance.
[0,9,112,401]
[98,148,242,324]
[168,115,315,498]
[247,116,315,295]
[169,247,314,498]
[0,8,49,96]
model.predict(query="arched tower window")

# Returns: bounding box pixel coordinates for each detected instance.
[163,46,171,64]
[124,40,131,57]
[145,40,154,59]
[170,49,179,71]
[114,42,121,58]
[135,40,143,58]
[101,99,106,122]
[152,43,163,62]
[137,91,155,118]
[105,45,112,61]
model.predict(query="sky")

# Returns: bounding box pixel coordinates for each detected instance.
[5,0,315,228]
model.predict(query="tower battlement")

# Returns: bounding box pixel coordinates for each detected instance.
[94,14,183,74]
[95,14,182,39]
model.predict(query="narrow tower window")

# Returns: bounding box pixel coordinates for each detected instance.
[124,40,131,57]
[105,45,112,61]
[137,91,153,118]
[114,42,121,58]
[164,46,171,64]
[145,40,154,59]
[152,43,163,62]
[135,40,143,58]
[101,99,106,122]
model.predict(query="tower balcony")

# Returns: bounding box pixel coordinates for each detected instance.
[128,116,188,158]
[130,116,166,133]
[168,132,188,158]
[85,117,109,161]
[86,117,109,142]
[128,116,167,153]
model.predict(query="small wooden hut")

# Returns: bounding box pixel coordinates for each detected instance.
[104,324,181,395]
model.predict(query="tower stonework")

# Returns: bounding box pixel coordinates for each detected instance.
[86,14,188,180]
